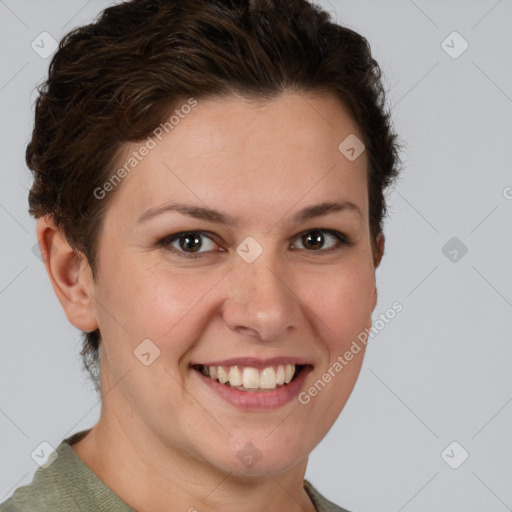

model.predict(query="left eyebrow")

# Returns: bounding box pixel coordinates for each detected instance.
[137,199,362,225]
[292,200,362,223]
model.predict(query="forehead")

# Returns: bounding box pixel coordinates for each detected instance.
[107,91,369,225]
[164,91,364,156]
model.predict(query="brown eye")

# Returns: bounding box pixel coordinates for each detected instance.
[178,233,202,252]
[301,231,325,250]
[293,229,351,252]
[160,231,219,257]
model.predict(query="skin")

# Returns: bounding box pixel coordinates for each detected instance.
[37,90,384,512]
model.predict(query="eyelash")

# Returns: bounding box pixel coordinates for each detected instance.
[157,229,354,259]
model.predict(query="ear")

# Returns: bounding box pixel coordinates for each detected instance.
[371,232,385,310]
[36,215,99,333]
[373,232,385,269]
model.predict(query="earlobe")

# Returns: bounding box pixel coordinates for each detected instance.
[373,232,385,268]
[371,232,385,311]
[36,215,98,333]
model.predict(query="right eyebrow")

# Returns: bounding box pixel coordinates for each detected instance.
[138,202,236,226]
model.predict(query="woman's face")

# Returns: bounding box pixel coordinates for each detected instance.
[85,91,380,476]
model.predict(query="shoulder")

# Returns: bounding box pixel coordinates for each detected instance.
[304,479,352,512]
[0,437,85,512]
[0,480,78,512]
[0,430,99,512]
[0,463,79,511]
[1,430,135,512]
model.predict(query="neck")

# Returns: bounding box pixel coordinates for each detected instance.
[71,413,316,512]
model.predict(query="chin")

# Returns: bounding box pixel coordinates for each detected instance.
[202,437,308,477]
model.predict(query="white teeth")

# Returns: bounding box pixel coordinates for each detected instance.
[284,363,295,384]
[217,366,229,384]
[275,365,285,385]
[260,367,276,389]
[199,363,301,391]
[228,366,243,386]
[242,367,260,389]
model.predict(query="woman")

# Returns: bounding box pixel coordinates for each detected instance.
[1,0,402,510]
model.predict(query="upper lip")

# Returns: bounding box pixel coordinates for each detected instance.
[191,356,312,370]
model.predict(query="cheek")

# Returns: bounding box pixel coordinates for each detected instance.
[300,260,375,349]
[128,272,205,335]
[106,259,225,357]
[93,251,206,354]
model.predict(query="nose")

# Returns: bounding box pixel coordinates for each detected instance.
[221,248,302,341]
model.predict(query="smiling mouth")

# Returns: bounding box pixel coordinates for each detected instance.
[192,363,307,392]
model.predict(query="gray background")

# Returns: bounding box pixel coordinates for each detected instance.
[1,1,511,511]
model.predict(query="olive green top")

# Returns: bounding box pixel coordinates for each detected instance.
[1,430,350,512]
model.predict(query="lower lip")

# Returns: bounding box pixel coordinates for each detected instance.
[193,366,311,410]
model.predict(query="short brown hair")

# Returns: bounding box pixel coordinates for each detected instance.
[27,0,403,394]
